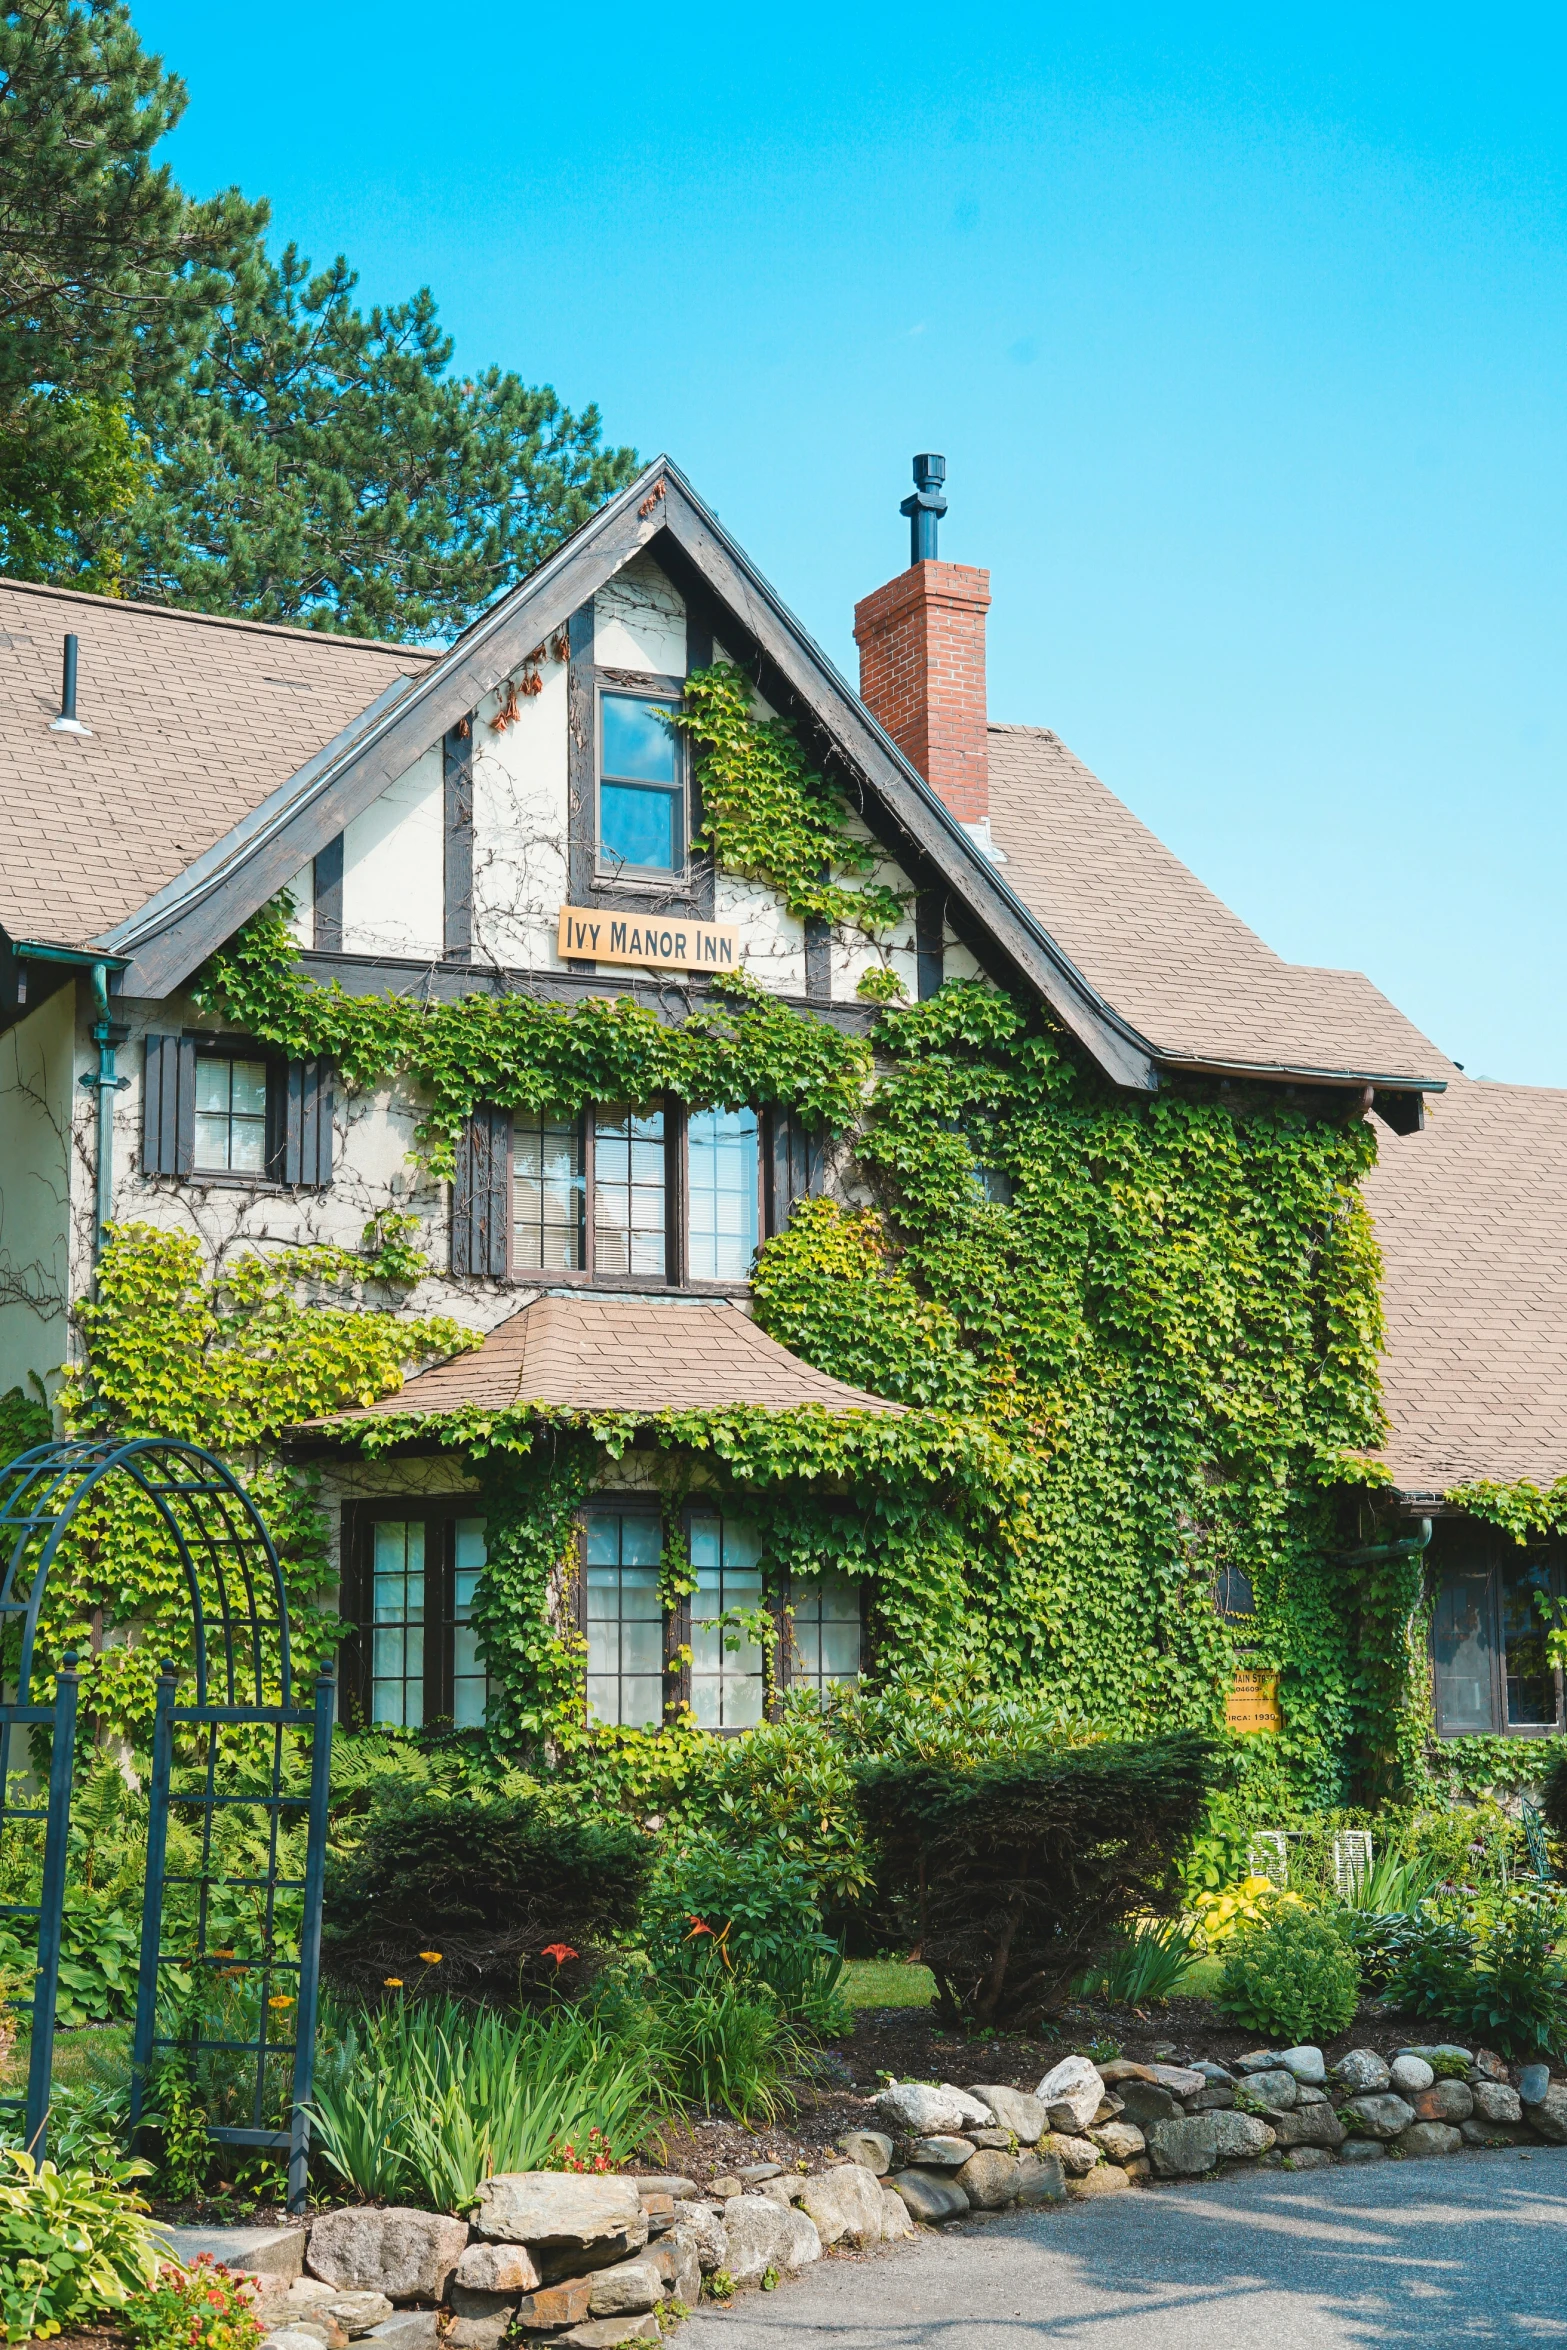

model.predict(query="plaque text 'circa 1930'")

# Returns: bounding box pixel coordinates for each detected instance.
[556,906,741,973]
[1225,1669,1282,1734]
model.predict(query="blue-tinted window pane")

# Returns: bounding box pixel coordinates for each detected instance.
[689,1107,759,1281]
[583,1508,665,1728]
[600,782,678,872]
[690,1511,766,1729]
[602,695,678,782]
[789,1571,862,1700]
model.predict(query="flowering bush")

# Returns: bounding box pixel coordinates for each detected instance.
[122,2256,263,2350]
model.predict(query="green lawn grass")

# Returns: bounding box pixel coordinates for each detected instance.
[842,1959,937,2009]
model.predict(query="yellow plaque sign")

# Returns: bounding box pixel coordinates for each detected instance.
[1226,1669,1282,1735]
[557,905,740,973]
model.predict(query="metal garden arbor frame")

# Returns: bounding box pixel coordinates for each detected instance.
[0,1438,333,2209]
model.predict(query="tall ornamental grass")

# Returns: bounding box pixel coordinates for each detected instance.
[309,1995,656,2210]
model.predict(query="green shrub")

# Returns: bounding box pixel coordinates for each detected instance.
[1378,1910,1478,2015]
[0,2149,161,2343]
[1382,1897,1567,2058]
[122,2255,263,2350]
[680,1697,872,1910]
[322,1782,650,1999]
[644,1829,847,2031]
[1216,1906,1361,2043]
[852,1714,1219,2029]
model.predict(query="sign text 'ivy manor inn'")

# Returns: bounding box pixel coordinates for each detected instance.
[556,906,741,973]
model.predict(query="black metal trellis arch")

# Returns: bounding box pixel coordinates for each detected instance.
[0,1438,333,2208]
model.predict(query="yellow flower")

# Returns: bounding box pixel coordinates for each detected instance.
[419,1950,443,1964]
[268,1994,295,2010]
[383,1977,404,1988]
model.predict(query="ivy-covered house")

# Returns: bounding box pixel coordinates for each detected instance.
[0,455,1553,1789]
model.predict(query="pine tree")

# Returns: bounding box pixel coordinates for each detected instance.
[122,244,638,640]
[0,2,636,633]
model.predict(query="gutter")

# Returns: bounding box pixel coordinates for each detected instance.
[1338,1519,1433,1566]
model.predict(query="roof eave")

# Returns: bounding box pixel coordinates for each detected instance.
[1150,1049,1451,1093]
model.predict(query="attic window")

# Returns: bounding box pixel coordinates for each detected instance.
[597,691,684,875]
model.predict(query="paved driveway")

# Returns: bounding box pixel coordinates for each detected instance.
[680,2146,1567,2349]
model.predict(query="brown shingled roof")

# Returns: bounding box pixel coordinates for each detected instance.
[0,577,433,950]
[1362,1078,1567,1496]
[987,724,1456,1087]
[309,1291,905,1427]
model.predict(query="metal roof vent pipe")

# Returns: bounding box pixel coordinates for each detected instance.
[48,633,92,735]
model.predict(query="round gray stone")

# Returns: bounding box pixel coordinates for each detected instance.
[1389,2054,1435,2095]
[1332,2049,1391,2095]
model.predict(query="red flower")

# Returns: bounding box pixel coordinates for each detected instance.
[685,1917,715,1938]
[542,1942,579,1965]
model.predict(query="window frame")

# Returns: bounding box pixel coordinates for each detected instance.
[1429,1534,1566,1740]
[189,1033,284,1184]
[594,683,688,886]
[507,1097,772,1294]
[340,1497,489,1733]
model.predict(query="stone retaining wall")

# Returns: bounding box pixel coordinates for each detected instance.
[195,2043,1567,2350]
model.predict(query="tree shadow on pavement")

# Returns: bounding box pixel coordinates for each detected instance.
[680,2149,1567,2348]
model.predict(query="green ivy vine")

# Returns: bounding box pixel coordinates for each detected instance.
[201,910,869,1178]
[12,654,1459,1808]
[677,662,906,932]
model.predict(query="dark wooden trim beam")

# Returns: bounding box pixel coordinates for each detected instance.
[915,889,944,1001]
[566,603,596,959]
[313,833,343,954]
[443,721,474,958]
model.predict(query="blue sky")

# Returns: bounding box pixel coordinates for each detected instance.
[141,3,1567,1084]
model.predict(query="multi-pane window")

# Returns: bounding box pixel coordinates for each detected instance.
[370,1519,425,1729]
[592,1107,668,1277]
[688,1108,759,1281]
[513,1111,584,1269]
[346,1504,489,1732]
[584,1506,664,1728]
[451,1517,489,1730]
[788,1572,862,1700]
[505,1103,773,1284]
[599,694,683,874]
[1431,1539,1564,1736]
[689,1510,765,1730]
[194,1053,269,1174]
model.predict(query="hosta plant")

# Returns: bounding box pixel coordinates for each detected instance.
[0,2148,161,2343]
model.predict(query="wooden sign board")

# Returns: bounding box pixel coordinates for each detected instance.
[1226,1669,1282,1735]
[557,905,740,974]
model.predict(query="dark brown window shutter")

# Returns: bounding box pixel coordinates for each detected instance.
[142,1035,196,1176]
[283,1058,335,1188]
[452,1105,511,1277]
[765,1109,824,1237]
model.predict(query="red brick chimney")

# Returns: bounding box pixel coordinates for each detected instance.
[854,454,992,831]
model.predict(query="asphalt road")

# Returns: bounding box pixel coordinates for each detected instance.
[679,2146,1567,2349]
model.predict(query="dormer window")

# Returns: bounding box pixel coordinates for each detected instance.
[598,692,684,875]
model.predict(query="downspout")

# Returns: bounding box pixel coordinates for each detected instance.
[83,962,127,1286]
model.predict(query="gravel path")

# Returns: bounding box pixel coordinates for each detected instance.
[679,2145,1567,2348]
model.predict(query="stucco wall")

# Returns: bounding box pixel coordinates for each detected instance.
[0,985,75,1401]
